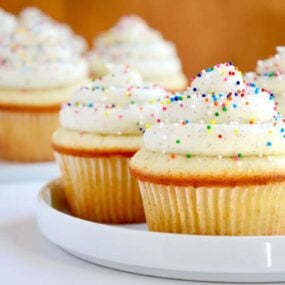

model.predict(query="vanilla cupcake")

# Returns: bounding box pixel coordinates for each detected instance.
[130,62,285,236]
[52,65,170,223]
[245,47,285,115]
[0,9,88,162]
[89,15,187,91]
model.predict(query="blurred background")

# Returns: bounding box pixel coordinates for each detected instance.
[1,0,285,77]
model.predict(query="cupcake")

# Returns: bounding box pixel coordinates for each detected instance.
[52,65,170,223]
[130,62,285,236]
[245,46,285,115]
[89,15,187,91]
[0,9,88,162]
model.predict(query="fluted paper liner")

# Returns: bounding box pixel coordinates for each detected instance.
[138,181,285,235]
[0,110,58,161]
[55,153,145,223]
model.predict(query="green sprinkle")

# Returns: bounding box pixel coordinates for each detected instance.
[215,112,219,117]
[222,107,227,112]
[207,125,211,130]
[238,153,243,158]
[186,154,192,159]
[176,139,181,144]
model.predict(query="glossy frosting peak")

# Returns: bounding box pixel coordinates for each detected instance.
[90,15,183,79]
[0,7,88,88]
[60,65,170,135]
[144,63,285,157]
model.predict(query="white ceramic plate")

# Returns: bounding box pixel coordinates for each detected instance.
[0,160,59,182]
[37,179,285,283]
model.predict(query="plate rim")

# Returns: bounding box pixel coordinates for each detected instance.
[37,179,285,283]
[38,178,285,241]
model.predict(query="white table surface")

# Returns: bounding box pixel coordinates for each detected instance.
[0,179,280,285]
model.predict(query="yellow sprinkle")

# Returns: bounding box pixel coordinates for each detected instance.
[249,117,256,124]
[145,123,151,129]
[210,119,216,125]
[234,129,239,135]
[104,111,109,116]
[149,99,155,104]
[165,98,171,104]
[268,130,273,135]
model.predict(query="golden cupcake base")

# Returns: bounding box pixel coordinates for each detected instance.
[0,109,59,162]
[138,180,285,236]
[54,152,145,223]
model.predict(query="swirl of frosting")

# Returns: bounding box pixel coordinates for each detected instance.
[244,47,285,114]
[0,8,88,88]
[256,46,285,74]
[60,65,170,135]
[19,7,87,54]
[0,9,17,36]
[90,15,183,78]
[144,62,285,157]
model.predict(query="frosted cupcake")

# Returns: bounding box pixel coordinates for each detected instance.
[130,62,285,236]
[89,15,187,91]
[52,65,170,223]
[0,9,88,162]
[245,47,285,115]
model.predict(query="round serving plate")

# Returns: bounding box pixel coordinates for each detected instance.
[37,179,285,283]
[0,160,59,182]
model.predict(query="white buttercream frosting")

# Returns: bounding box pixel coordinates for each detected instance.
[0,9,17,35]
[244,46,285,114]
[90,15,183,79]
[60,65,170,135]
[0,8,88,88]
[19,7,87,54]
[144,63,285,157]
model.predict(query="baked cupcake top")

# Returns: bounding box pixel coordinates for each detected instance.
[144,62,285,157]
[0,8,88,89]
[60,65,170,135]
[89,15,183,80]
[245,47,285,95]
